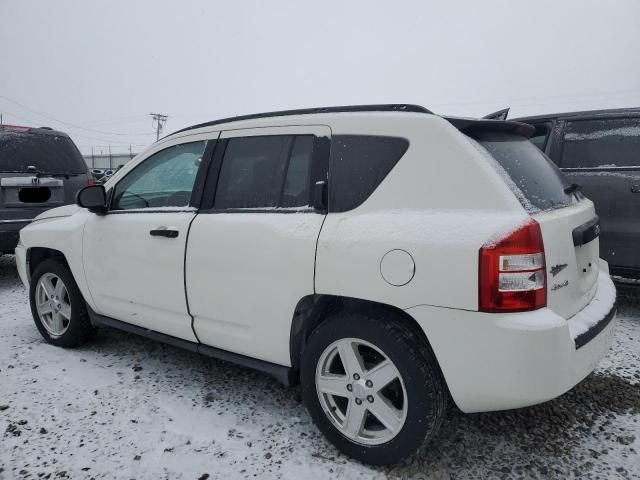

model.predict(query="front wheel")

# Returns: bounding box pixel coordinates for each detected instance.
[301,312,447,465]
[29,258,96,347]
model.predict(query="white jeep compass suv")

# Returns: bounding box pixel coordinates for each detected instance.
[15,105,617,465]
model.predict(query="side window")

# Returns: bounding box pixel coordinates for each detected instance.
[214,135,315,209]
[329,135,409,212]
[112,141,206,210]
[562,118,640,168]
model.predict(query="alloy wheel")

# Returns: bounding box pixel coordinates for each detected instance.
[35,273,72,337]
[315,337,408,445]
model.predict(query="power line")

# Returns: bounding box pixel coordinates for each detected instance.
[149,113,168,141]
[84,115,151,128]
[0,109,34,125]
[0,95,155,137]
[1,109,152,145]
[0,105,160,149]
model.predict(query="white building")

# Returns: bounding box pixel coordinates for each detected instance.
[82,152,137,169]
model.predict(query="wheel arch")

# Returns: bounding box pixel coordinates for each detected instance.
[27,247,70,281]
[289,294,446,386]
[26,246,96,312]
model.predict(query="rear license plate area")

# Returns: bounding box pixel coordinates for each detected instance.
[0,177,64,207]
[573,217,601,293]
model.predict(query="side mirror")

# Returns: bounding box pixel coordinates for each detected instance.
[76,185,107,214]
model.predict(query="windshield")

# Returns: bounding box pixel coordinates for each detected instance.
[0,131,87,174]
[470,131,580,212]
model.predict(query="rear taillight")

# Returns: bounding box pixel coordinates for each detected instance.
[87,178,95,186]
[479,219,546,312]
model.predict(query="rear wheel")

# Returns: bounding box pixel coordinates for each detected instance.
[301,312,447,465]
[29,258,96,347]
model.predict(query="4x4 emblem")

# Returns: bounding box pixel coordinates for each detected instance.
[550,263,568,277]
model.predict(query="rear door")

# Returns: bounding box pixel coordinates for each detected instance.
[186,125,330,366]
[472,131,601,319]
[558,116,640,277]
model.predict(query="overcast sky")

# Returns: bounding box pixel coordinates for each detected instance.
[1,0,639,155]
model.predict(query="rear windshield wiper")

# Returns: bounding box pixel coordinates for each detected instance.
[564,183,582,194]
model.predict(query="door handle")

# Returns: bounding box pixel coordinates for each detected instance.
[631,185,640,193]
[149,227,179,238]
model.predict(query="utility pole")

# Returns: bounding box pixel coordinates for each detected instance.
[150,113,168,141]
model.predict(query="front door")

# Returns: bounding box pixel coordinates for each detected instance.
[186,125,330,365]
[83,137,214,340]
[559,116,640,276]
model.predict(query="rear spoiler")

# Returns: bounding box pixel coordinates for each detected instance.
[483,108,510,121]
[444,116,535,138]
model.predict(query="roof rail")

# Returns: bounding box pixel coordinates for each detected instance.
[169,104,432,136]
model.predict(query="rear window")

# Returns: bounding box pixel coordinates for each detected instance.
[562,118,640,168]
[0,132,87,174]
[471,131,577,212]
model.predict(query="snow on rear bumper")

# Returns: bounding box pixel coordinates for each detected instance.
[568,273,616,348]
[406,269,617,413]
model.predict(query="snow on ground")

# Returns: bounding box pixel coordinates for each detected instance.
[0,254,638,480]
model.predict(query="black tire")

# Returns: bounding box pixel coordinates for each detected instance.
[29,258,96,347]
[300,312,447,465]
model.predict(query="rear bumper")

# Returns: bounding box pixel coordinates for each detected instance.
[0,219,31,253]
[406,271,617,413]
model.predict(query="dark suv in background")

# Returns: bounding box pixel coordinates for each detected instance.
[514,108,640,281]
[0,125,92,255]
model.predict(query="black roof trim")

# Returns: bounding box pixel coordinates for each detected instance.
[444,116,535,137]
[169,104,433,137]
[514,107,640,123]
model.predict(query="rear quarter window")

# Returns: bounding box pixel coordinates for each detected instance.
[329,135,409,212]
[0,132,87,173]
[470,131,577,213]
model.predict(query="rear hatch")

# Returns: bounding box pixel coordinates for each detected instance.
[456,121,601,319]
[0,128,90,219]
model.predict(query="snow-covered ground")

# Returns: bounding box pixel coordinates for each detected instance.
[1,254,638,480]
